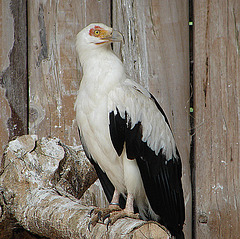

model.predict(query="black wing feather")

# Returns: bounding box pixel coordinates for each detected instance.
[109,98,185,238]
[109,109,126,156]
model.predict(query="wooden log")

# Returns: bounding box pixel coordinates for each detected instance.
[0,135,170,238]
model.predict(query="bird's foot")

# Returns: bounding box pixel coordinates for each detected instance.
[88,205,122,231]
[105,210,140,229]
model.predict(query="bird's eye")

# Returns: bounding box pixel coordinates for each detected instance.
[94,30,100,36]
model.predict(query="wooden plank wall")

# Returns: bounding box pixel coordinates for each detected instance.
[194,0,240,238]
[28,0,191,237]
[0,0,28,158]
[1,0,192,237]
[113,1,191,238]
[28,0,111,146]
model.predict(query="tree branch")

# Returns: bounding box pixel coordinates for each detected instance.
[0,135,170,238]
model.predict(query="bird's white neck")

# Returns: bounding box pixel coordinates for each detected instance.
[79,45,125,92]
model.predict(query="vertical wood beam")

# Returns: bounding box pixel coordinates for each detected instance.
[194,0,240,237]
[0,0,28,139]
[113,0,191,238]
[28,0,111,145]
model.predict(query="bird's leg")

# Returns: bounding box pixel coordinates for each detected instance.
[88,189,121,230]
[106,193,140,226]
[108,189,122,210]
[125,193,135,213]
[89,191,140,230]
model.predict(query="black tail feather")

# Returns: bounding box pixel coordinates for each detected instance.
[174,230,185,239]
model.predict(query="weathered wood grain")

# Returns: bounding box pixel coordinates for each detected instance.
[1,0,192,237]
[0,0,12,155]
[113,1,191,238]
[0,86,11,164]
[28,0,111,145]
[0,0,28,145]
[194,0,240,238]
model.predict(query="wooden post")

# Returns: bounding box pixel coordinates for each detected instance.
[113,1,191,238]
[194,0,240,237]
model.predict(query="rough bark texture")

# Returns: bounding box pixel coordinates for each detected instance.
[0,135,170,238]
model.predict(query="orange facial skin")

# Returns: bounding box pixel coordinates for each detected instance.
[89,25,110,39]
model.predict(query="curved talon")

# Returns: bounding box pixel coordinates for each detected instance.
[97,211,103,220]
[106,218,111,231]
[89,208,95,217]
[88,207,127,231]
[88,221,93,232]
[102,213,110,223]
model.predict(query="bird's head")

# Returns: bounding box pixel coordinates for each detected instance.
[76,23,123,63]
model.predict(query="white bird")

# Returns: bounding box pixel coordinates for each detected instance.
[75,23,185,238]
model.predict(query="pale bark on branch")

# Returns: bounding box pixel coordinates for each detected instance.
[0,135,170,238]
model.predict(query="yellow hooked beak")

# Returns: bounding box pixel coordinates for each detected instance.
[96,29,124,45]
[101,30,124,43]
